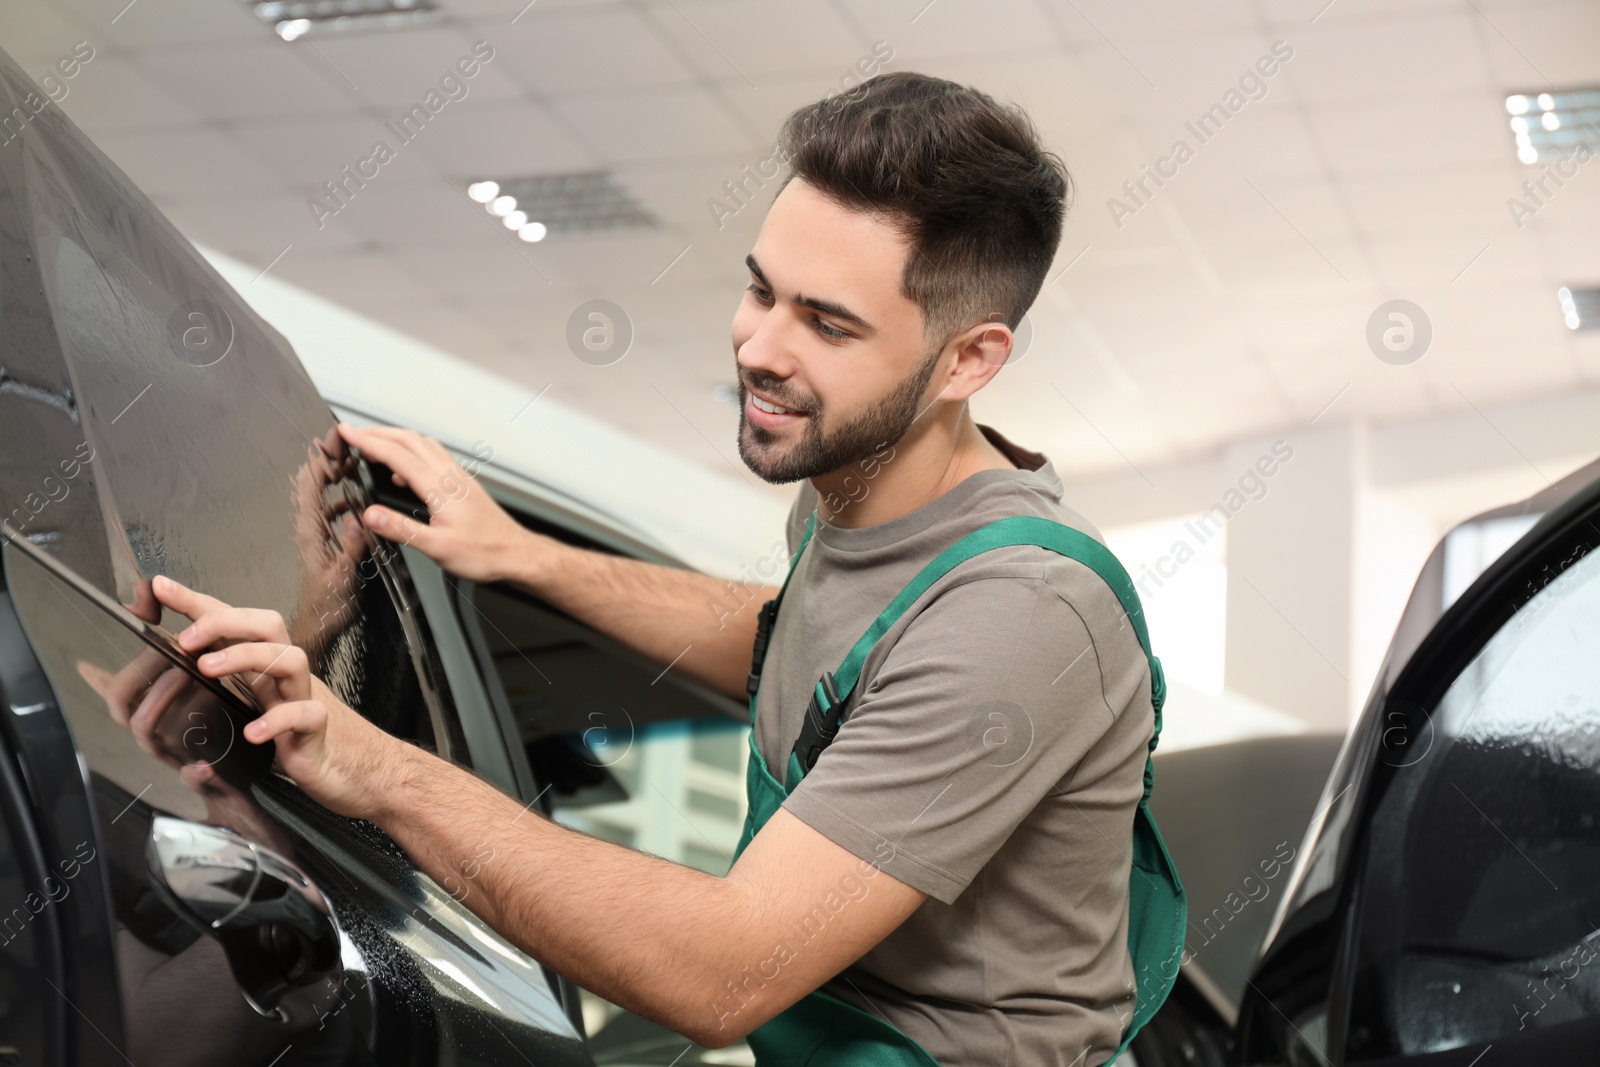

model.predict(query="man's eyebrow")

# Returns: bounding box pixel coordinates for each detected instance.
[746,254,876,333]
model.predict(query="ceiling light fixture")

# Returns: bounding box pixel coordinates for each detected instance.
[1559,286,1599,331]
[247,0,442,41]
[1503,87,1600,164]
[462,171,657,239]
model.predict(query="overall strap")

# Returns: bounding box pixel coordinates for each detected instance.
[744,511,819,709]
[811,516,1168,787]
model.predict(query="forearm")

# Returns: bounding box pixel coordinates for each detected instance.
[376,744,765,1045]
[505,532,778,702]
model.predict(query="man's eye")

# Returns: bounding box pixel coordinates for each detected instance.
[814,318,849,340]
[746,284,772,302]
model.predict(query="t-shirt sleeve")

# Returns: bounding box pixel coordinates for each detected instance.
[780,563,1150,904]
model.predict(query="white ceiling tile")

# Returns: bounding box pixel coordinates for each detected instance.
[88,127,284,197]
[1309,94,1510,176]
[228,114,403,189]
[408,98,598,177]
[155,190,366,263]
[135,40,359,122]
[85,0,263,49]
[50,54,207,134]
[0,0,93,74]
[465,6,700,97]
[1480,1,1600,89]
[335,167,513,245]
[835,0,1058,59]
[1283,10,1491,102]
[299,26,526,109]
[549,84,753,163]
[652,0,864,83]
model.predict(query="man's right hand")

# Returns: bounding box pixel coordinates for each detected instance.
[336,423,540,585]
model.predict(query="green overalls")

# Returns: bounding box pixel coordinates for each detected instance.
[732,511,1187,1066]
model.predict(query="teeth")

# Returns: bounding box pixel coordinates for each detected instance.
[751,395,795,415]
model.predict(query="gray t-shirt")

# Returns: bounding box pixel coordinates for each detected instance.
[753,424,1154,1067]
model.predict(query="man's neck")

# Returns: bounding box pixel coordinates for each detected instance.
[812,412,1019,529]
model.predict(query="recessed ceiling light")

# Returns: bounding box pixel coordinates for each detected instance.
[1503,87,1599,164]
[467,180,499,203]
[247,0,442,40]
[464,171,658,237]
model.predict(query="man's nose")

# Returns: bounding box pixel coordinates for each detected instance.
[735,309,801,381]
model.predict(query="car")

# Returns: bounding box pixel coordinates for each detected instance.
[1129,457,1600,1066]
[0,42,757,1066]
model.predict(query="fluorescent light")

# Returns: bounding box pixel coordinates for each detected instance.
[249,0,442,39]
[1558,285,1600,331]
[518,221,547,242]
[502,209,527,229]
[1501,86,1599,166]
[464,171,657,238]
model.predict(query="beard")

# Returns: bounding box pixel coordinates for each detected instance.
[737,343,944,484]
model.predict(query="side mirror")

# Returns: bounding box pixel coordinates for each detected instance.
[146,816,342,1018]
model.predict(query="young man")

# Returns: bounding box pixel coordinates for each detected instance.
[155,72,1159,1065]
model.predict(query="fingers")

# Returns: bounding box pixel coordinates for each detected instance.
[338,425,438,488]
[152,574,231,621]
[338,424,474,519]
[127,667,192,764]
[244,700,327,746]
[176,605,292,653]
[197,642,312,704]
[125,579,160,624]
[359,504,437,551]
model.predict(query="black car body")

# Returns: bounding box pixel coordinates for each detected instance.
[1133,459,1600,1066]
[3,39,1598,1067]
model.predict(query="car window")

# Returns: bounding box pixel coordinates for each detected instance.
[461,578,756,1062]
[5,545,592,1066]
[4,545,346,1065]
[1346,538,1600,1059]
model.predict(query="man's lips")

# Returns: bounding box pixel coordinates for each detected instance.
[745,389,807,428]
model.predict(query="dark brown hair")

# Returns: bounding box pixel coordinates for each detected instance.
[777,70,1071,349]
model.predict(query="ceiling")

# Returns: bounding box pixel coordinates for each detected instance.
[5,0,1598,502]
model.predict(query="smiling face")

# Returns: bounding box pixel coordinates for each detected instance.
[732,178,950,484]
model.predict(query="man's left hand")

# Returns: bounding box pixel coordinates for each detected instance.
[152,575,408,821]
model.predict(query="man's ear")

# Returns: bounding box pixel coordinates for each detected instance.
[943,316,1014,401]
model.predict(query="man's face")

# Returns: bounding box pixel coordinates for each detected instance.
[732,178,947,484]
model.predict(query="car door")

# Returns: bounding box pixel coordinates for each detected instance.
[423,488,759,1065]
[1238,463,1600,1066]
[0,44,589,1066]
